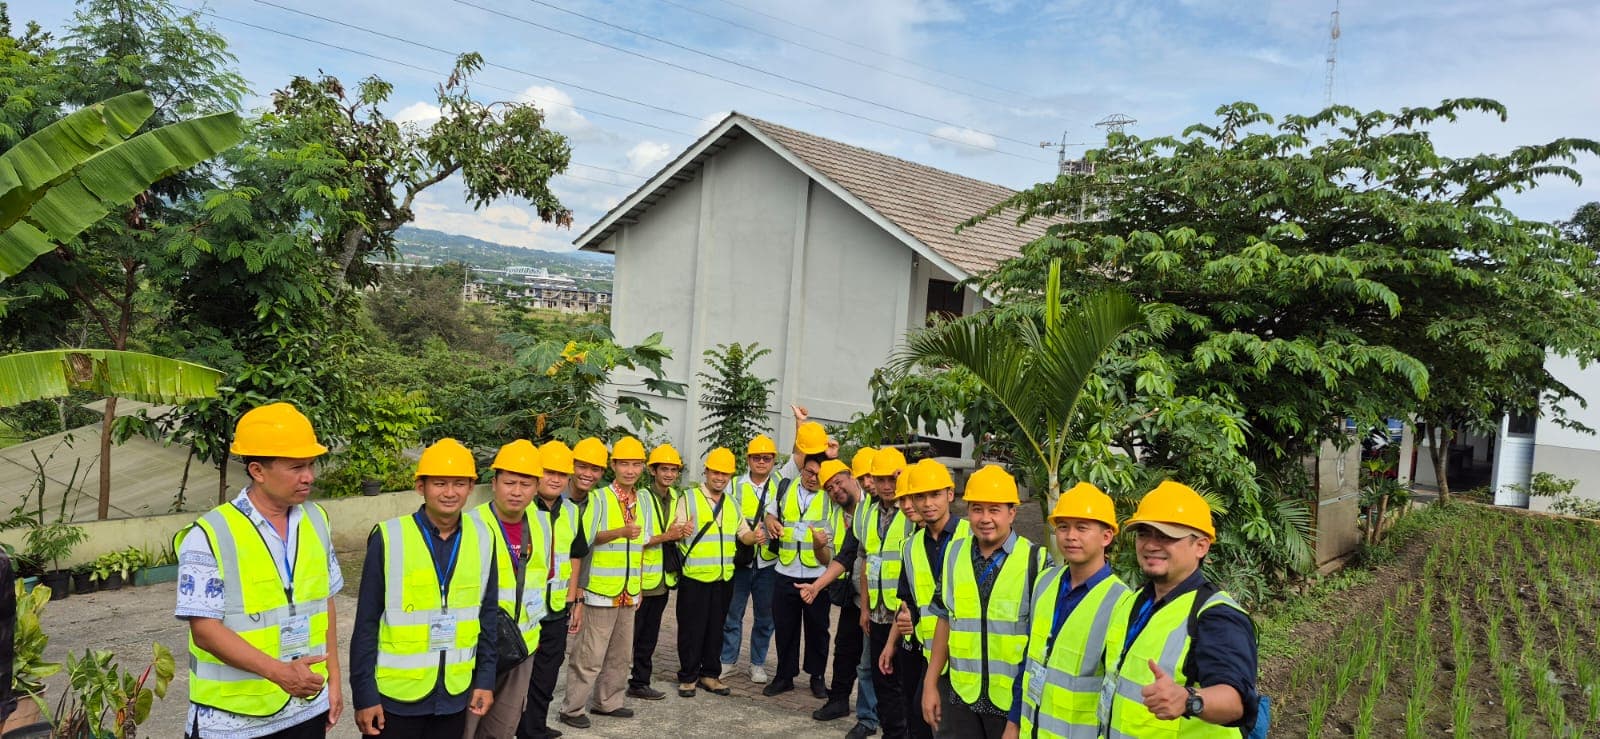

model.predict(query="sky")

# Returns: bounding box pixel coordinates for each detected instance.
[14,0,1599,252]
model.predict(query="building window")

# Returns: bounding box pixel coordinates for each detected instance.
[925,279,964,324]
[1506,411,1536,436]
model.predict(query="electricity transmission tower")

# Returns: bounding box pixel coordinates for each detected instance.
[1324,0,1342,106]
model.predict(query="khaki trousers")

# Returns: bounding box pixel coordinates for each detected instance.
[560,603,637,716]
[462,653,535,739]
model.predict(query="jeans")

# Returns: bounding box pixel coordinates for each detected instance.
[720,564,774,666]
[856,621,880,729]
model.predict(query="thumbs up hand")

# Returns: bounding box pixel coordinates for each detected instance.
[1141,659,1189,720]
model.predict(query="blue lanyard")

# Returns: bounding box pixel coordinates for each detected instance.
[421,521,464,601]
[976,548,1008,586]
[1122,596,1157,653]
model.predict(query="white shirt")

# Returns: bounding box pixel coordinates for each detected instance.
[774,484,828,580]
[176,489,343,739]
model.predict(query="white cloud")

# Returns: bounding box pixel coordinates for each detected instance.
[393,101,441,125]
[516,85,599,140]
[928,125,998,156]
[411,197,578,252]
[625,141,673,173]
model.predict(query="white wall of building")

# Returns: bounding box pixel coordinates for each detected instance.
[1530,353,1600,512]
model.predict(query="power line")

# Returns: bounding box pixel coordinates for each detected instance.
[240,1,698,132]
[456,1,1045,162]
[708,0,1032,99]
[520,0,1036,149]
[568,162,645,179]
[556,171,637,187]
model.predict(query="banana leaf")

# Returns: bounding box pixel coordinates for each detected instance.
[0,349,223,407]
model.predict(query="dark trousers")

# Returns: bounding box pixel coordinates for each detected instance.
[828,601,864,701]
[896,645,932,739]
[677,577,734,683]
[773,572,831,681]
[869,621,908,739]
[189,710,328,738]
[519,611,569,738]
[932,676,1007,738]
[373,711,465,739]
[630,591,671,689]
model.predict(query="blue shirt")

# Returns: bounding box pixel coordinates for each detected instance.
[1007,562,1113,723]
[350,508,500,716]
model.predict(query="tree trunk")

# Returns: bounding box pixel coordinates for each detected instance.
[218,457,230,505]
[1424,423,1452,503]
[97,396,116,519]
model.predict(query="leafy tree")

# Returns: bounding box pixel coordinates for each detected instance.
[1560,201,1599,248]
[974,99,1600,505]
[697,342,776,467]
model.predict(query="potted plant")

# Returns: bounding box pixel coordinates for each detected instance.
[70,562,97,595]
[91,551,124,591]
[3,581,62,735]
[132,543,179,587]
[51,642,175,739]
[24,521,85,602]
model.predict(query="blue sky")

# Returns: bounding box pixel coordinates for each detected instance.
[14,0,1599,251]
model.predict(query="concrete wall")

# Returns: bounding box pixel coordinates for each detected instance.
[1531,353,1600,511]
[603,133,976,467]
[0,487,493,569]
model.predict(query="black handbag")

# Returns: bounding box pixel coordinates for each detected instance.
[492,542,532,676]
[736,478,787,567]
[658,492,686,577]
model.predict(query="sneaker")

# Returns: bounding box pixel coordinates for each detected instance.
[812,699,851,721]
[627,685,666,700]
[558,713,591,729]
[844,722,878,739]
[721,662,738,679]
[750,665,769,684]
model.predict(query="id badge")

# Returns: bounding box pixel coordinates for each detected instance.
[428,613,458,651]
[1097,673,1117,726]
[279,614,311,659]
[524,587,548,623]
[792,522,810,540]
[1025,661,1047,705]
[866,554,882,582]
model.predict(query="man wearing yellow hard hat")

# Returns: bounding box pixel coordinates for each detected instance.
[720,433,785,684]
[521,440,590,739]
[628,443,692,701]
[922,465,1048,738]
[762,431,844,700]
[675,447,769,698]
[561,437,652,729]
[1006,482,1131,739]
[462,440,547,739]
[178,402,342,738]
[856,446,916,739]
[352,438,497,737]
[1103,481,1259,738]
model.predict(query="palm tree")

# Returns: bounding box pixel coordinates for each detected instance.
[1,90,241,518]
[893,258,1140,512]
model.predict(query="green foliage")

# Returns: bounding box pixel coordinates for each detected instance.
[697,342,775,463]
[365,262,501,352]
[11,579,62,699]
[54,642,176,739]
[320,388,438,496]
[1513,471,1600,519]
[838,366,988,452]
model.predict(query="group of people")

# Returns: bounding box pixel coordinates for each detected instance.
[175,401,1259,739]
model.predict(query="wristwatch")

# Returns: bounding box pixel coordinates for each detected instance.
[1183,686,1204,718]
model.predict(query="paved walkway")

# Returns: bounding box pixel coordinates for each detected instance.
[33,576,860,738]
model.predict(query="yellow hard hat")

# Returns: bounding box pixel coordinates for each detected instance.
[870,446,907,477]
[1124,480,1215,539]
[705,447,737,474]
[1050,481,1118,533]
[963,464,1021,505]
[573,437,609,468]
[894,469,910,499]
[612,436,646,461]
[647,444,683,468]
[491,439,542,477]
[230,402,327,458]
[819,459,851,487]
[416,438,476,479]
[746,434,778,456]
[796,421,828,455]
[850,447,877,478]
[539,440,575,475]
[903,458,954,496]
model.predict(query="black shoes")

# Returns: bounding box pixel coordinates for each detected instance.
[809,675,828,699]
[557,713,591,729]
[592,707,635,717]
[844,722,878,739]
[627,685,666,700]
[812,698,851,721]
[762,678,795,696]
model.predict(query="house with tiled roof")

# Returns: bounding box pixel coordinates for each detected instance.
[574,112,1047,464]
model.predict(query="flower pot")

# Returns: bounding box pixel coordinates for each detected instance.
[1,693,46,736]
[101,572,124,591]
[40,570,70,601]
[72,571,96,594]
[361,479,383,496]
[21,576,39,593]
[134,563,179,586]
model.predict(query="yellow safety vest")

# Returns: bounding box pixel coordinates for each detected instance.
[535,497,581,617]
[681,485,744,583]
[375,514,492,702]
[1105,586,1247,739]
[187,501,333,716]
[466,503,550,653]
[582,486,652,599]
[856,501,913,611]
[1018,570,1131,739]
[736,477,781,563]
[641,487,680,591]
[776,485,841,568]
[900,519,971,655]
[942,534,1043,712]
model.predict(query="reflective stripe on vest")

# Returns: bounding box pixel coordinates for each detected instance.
[1019,569,1131,739]
[188,501,333,716]
[539,499,581,615]
[777,486,840,567]
[641,488,679,591]
[375,515,491,702]
[861,503,912,611]
[1104,589,1245,739]
[682,486,742,583]
[737,478,780,562]
[582,486,651,598]
[901,520,972,655]
[467,503,548,653]
[943,536,1039,712]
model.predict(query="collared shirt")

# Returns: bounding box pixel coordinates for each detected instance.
[585,485,642,607]
[896,514,961,606]
[932,531,1026,717]
[736,473,781,570]
[774,484,828,579]
[176,488,343,739]
[350,507,499,717]
[1007,562,1114,723]
[863,500,902,624]
[1116,569,1260,733]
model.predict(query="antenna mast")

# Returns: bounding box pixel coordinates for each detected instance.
[1323,0,1341,106]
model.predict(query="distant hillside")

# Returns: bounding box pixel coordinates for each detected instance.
[392,226,612,288]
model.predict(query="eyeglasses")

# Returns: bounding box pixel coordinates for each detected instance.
[1133,528,1196,545]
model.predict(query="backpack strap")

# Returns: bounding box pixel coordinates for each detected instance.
[1180,581,1222,686]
